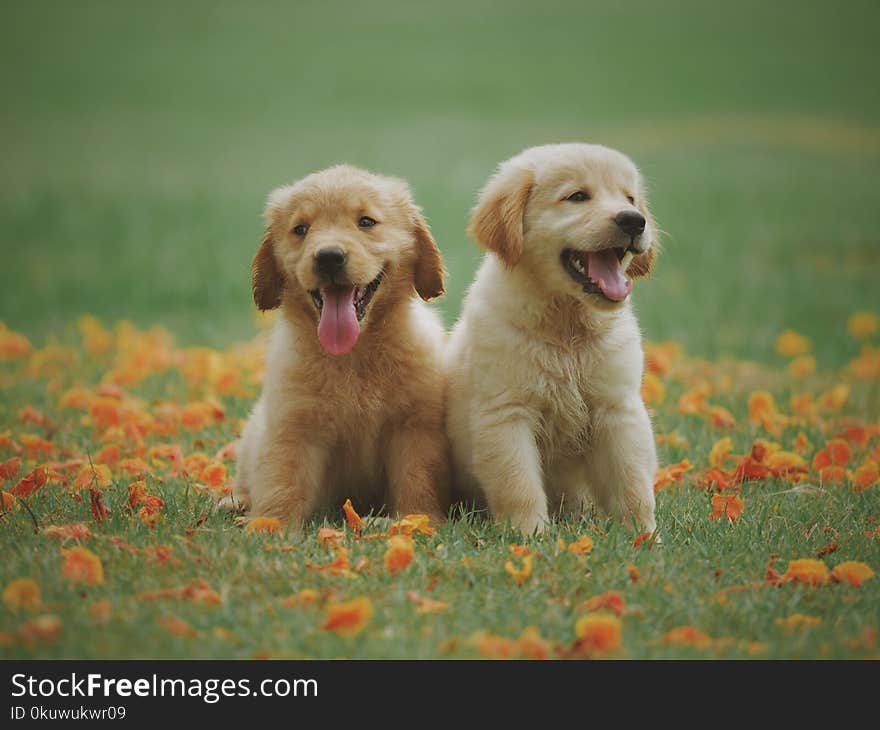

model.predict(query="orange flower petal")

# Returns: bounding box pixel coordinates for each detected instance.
[709,493,745,522]
[42,523,93,542]
[582,591,625,617]
[781,558,829,586]
[384,535,415,575]
[20,614,61,644]
[246,516,281,534]
[775,330,812,357]
[406,591,450,615]
[788,355,816,378]
[819,384,850,411]
[60,546,105,585]
[504,554,533,586]
[708,405,736,430]
[567,535,594,555]
[830,561,874,587]
[306,546,356,577]
[659,626,713,648]
[853,461,879,491]
[74,464,113,489]
[0,456,21,481]
[748,390,778,422]
[678,384,710,415]
[574,613,622,654]
[342,499,364,533]
[281,589,321,607]
[516,626,552,660]
[388,513,435,536]
[157,615,199,638]
[317,527,346,545]
[641,372,665,405]
[776,613,821,632]
[2,578,41,612]
[653,459,693,492]
[709,437,733,468]
[766,450,809,479]
[320,596,373,636]
[847,311,878,339]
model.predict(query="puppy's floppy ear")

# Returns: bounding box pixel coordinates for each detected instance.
[627,202,660,279]
[627,246,656,278]
[251,185,293,310]
[468,163,533,268]
[251,229,284,310]
[411,207,446,301]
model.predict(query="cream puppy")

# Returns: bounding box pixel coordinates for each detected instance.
[446,143,658,534]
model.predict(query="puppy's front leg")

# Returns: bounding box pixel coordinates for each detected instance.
[249,438,327,529]
[587,400,657,532]
[472,412,547,534]
[386,423,449,524]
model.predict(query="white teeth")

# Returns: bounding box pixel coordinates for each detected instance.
[571,257,586,275]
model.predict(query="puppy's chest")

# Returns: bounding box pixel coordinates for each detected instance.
[317,375,403,432]
[307,378,395,486]
[295,355,420,436]
[528,346,601,454]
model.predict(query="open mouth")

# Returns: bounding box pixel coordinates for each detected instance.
[310,270,383,322]
[309,270,384,356]
[561,247,632,303]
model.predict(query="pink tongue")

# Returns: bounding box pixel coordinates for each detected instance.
[587,249,632,302]
[317,286,360,355]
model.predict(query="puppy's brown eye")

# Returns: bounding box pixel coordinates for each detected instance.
[567,191,590,202]
[626,195,635,204]
[292,223,309,236]
[358,216,378,228]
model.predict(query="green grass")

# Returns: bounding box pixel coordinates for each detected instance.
[1,0,879,658]
[1,346,878,659]
[2,0,879,360]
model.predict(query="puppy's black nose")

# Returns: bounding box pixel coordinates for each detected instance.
[614,210,646,237]
[314,247,347,277]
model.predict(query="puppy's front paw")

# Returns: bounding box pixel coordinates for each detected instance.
[217,495,250,513]
[510,510,548,535]
[632,500,656,535]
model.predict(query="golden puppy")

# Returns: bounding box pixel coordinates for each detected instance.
[231,165,449,526]
[446,144,658,534]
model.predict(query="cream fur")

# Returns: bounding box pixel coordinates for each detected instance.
[446,143,658,534]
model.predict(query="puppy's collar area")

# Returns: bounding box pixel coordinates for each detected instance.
[561,247,633,302]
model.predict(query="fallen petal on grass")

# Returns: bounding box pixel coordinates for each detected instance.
[60,547,104,586]
[320,597,373,637]
[780,559,829,587]
[573,613,622,655]
[831,561,874,587]
[2,578,41,612]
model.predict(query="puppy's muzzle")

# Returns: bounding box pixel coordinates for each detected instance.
[314,247,347,280]
[614,210,648,253]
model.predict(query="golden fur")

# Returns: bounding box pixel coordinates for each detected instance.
[446,143,659,533]
[230,165,450,526]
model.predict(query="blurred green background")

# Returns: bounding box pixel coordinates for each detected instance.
[1,0,878,363]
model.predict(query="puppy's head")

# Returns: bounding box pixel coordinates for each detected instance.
[469,143,657,310]
[252,165,445,355]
